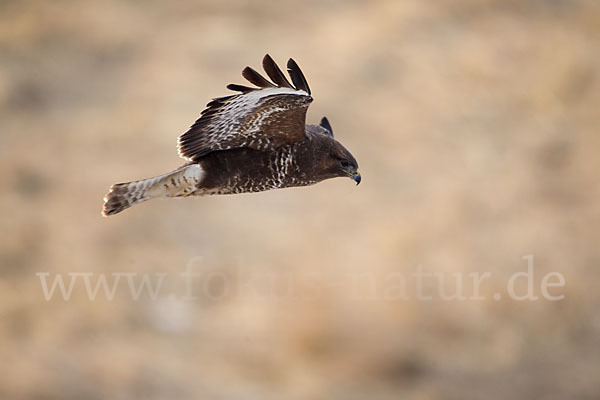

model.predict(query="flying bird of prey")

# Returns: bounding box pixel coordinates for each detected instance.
[103,54,360,216]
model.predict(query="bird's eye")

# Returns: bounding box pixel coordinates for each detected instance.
[340,160,350,168]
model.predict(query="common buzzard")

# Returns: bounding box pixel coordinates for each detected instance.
[103,55,360,216]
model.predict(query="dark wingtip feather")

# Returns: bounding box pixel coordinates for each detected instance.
[242,66,275,88]
[319,116,333,137]
[262,54,293,89]
[227,83,256,93]
[287,58,311,95]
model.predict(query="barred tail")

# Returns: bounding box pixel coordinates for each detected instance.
[102,164,205,216]
[102,176,160,216]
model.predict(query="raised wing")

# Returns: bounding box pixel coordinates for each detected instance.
[319,116,334,138]
[177,55,313,161]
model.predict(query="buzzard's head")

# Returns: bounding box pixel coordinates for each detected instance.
[308,123,361,185]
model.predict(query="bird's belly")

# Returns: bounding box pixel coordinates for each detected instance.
[192,171,311,196]
[190,147,314,196]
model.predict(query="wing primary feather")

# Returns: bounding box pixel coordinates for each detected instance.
[320,116,333,137]
[227,83,256,93]
[262,54,293,89]
[287,58,311,95]
[242,67,275,88]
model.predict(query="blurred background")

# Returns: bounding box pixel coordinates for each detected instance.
[1,0,599,399]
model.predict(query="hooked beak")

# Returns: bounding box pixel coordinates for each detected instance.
[352,169,361,185]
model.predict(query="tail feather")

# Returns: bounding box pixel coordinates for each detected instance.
[102,164,205,216]
[102,177,159,216]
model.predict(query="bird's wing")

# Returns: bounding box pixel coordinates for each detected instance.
[319,117,334,138]
[177,54,313,161]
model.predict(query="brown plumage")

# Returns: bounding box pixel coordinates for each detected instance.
[102,54,360,216]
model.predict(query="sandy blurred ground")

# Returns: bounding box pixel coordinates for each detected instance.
[1,0,599,398]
